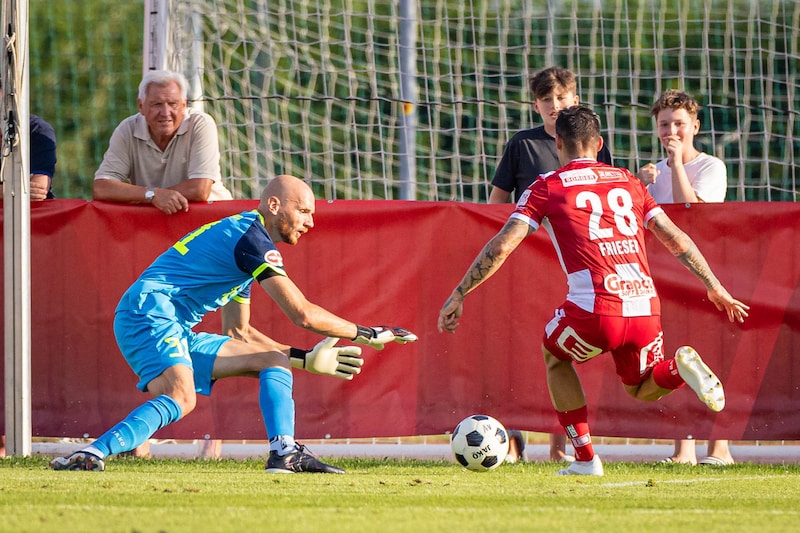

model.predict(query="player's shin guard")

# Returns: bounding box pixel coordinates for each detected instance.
[89,395,182,458]
[259,367,296,454]
[556,405,594,462]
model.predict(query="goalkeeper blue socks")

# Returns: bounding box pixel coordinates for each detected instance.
[82,369,295,459]
[259,367,296,454]
[86,395,183,458]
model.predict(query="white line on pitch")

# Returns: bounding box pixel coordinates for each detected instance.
[601,475,783,487]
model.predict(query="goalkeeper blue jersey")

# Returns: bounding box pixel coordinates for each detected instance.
[116,209,287,326]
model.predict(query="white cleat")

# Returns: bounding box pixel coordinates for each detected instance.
[557,454,604,476]
[49,451,105,471]
[675,346,725,412]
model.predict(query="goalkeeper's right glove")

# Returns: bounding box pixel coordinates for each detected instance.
[352,325,418,351]
[290,337,364,380]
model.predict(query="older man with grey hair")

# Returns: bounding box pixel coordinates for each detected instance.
[93,69,232,214]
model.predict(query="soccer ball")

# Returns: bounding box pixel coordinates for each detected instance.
[450,414,509,472]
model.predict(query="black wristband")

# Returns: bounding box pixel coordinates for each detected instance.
[289,347,308,368]
[354,324,373,341]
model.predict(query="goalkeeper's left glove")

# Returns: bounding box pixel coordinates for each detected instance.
[353,325,418,351]
[290,337,364,380]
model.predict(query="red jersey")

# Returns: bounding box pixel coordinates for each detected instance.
[512,158,664,317]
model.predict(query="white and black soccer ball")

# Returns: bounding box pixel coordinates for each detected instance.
[450,414,509,472]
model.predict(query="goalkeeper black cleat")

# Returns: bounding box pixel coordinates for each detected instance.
[265,444,345,474]
[49,451,106,471]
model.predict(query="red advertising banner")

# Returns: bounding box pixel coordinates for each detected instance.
[2,200,798,440]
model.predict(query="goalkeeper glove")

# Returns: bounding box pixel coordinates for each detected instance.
[290,337,364,380]
[353,325,418,351]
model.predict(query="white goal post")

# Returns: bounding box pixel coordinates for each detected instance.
[150,0,797,203]
[2,0,32,457]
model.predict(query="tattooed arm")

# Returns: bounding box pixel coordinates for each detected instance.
[648,212,720,288]
[648,212,749,323]
[438,218,533,333]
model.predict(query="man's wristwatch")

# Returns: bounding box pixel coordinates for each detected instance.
[144,188,155,203]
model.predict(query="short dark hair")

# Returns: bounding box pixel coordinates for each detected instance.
[555,105,601,151]
[528,66,577,100]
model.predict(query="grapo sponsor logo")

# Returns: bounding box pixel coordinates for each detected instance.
[604,273,656,299]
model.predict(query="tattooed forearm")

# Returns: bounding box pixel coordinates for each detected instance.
[453,219,530,300]
[675,241,721,290]
[456,246,504,296]
[650,213,720,290]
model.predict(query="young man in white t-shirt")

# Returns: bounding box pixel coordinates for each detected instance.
[637,89,727,203]
[637,89,732,466]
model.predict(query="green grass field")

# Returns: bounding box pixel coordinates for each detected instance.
[2,456,798,533]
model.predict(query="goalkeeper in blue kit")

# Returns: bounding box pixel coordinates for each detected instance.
[50,174,417,474]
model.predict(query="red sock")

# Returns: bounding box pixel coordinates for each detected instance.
[651,358,686,390]
[556,406,594,462]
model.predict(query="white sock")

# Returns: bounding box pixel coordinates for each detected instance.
[269,435,297,456]
[82,445,106,459]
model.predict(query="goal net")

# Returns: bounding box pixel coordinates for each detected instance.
[159,0,800,201]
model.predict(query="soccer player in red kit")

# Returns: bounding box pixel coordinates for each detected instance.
[438,105,749,476]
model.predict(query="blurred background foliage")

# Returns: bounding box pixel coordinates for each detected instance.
[24,0,800,201]
[29,0,144,199]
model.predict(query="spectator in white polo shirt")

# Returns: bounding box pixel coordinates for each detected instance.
[93,69,232,214]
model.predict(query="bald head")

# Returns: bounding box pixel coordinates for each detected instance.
[261,175,308,201]
[258,175,316,245]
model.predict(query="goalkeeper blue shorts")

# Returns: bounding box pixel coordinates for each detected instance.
[113,306,230,396]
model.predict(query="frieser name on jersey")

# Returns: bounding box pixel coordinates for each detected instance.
[559,166,628,186]
[597,238,640,256]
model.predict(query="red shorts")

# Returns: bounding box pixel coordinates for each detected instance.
[542,301,665,386]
